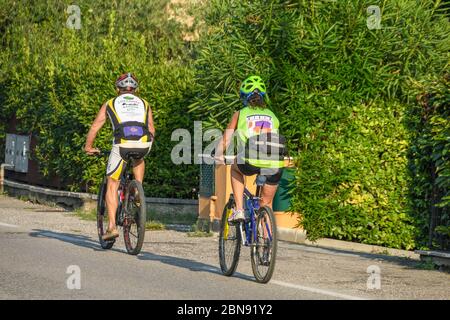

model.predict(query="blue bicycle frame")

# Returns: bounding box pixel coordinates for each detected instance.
[240,175,273,246]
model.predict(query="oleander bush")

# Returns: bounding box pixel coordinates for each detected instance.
[407,75,449,250]
[0,0,200,198]
[189,0,449,249]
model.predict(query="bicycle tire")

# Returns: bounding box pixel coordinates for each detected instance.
[219,195,241,276]
[96,177,115,250]
[251,206,277,283]
[123,180,146,255]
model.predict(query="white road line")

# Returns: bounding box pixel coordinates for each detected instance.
[271,280,368,300]
[0,222,19,228]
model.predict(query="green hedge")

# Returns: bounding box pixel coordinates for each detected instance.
[189,0,449,249]
[408,75,450,250]
[0,0,199,198]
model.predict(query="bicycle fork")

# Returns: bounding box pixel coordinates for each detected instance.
[239,223,247,246]
[239,218,255,246]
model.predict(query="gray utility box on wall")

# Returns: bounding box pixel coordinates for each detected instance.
[5,134,30,173]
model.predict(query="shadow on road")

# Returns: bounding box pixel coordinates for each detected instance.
[137,251,255,282]
[28,229,256,281]
[28,229,118,253]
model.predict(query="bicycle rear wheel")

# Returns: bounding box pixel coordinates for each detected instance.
[123,180,147,255]
[96,177,115,249]
[219,195,241,276]
[251,206,277,283]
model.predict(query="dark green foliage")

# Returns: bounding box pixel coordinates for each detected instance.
[408,75,450,250]
[189,0,449,249]
[0,0,199,198]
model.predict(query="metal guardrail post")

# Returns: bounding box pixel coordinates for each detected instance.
[0,164,14,193]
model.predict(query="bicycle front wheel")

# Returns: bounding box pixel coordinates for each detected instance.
[123,180,147,255]
[251,206,277,283]
[96,177,115,250]
[219,195,241,276]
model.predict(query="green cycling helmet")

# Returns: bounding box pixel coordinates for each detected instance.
[240,75,267,95]
[240,76,268,106]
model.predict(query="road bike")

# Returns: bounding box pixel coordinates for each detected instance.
[96,151,147,255]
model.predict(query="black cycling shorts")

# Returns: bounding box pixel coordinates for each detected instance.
[236,162,282,185]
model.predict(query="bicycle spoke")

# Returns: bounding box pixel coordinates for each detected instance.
[129,230,138,238]
[96,179,115,250]
[251,206,277,283]
[122,180,146,255]
[219,199,241,276]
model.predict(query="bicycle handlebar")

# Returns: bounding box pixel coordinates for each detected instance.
[197,154,294,162]
[86,150,110,157]
[97,150,111,156]
[198,154,236,160]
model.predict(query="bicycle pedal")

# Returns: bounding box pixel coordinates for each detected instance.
[227,219,242,225]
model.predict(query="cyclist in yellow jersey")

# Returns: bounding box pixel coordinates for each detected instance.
[84,73,155,240]
[215,76,285,222]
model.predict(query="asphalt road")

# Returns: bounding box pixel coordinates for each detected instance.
[0,195,449,300]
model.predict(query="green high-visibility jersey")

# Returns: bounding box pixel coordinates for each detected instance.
[236,106,284,168]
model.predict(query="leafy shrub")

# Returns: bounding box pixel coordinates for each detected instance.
[0,0,199,198]
[408,75,450,250]
[189,0,449,249]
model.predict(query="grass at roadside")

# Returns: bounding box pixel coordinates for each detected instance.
[146,220,166,230]
[415,258,439,271]
[147,211,197,226]
[73,208,97,221]
[73,208,167,231]
[187,230,214,237]
[186,224,214,237]
[72,208,202,233]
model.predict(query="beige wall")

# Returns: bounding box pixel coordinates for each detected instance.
[198,161,302,231]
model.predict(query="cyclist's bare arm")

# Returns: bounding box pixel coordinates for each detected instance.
[215,111,239,162]
[147,106,155,139]
[84,103,107,155]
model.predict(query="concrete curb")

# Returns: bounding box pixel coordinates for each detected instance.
[278,227,420,260]
[4,179,97,211]
[4,179,96,200]
[278,227,307,243]
[2,179,198,215]
[145,197,197,205]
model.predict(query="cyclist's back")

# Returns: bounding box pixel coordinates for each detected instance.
[106,92,152,146]
[236,105,284,171]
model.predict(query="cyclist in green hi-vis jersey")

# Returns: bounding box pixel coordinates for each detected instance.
[215,76,286,222]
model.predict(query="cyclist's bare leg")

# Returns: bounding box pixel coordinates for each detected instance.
[132,159,145,183]
[260,184,278,209]
[231,163,245,211]
[106,177,120,230]
[259,184,278,239]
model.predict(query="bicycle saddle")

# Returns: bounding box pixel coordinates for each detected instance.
[256,175,267,186]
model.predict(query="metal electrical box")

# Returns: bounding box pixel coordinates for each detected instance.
[4,134,30,173]
[5,134,16,169]
[15,135,30,173]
